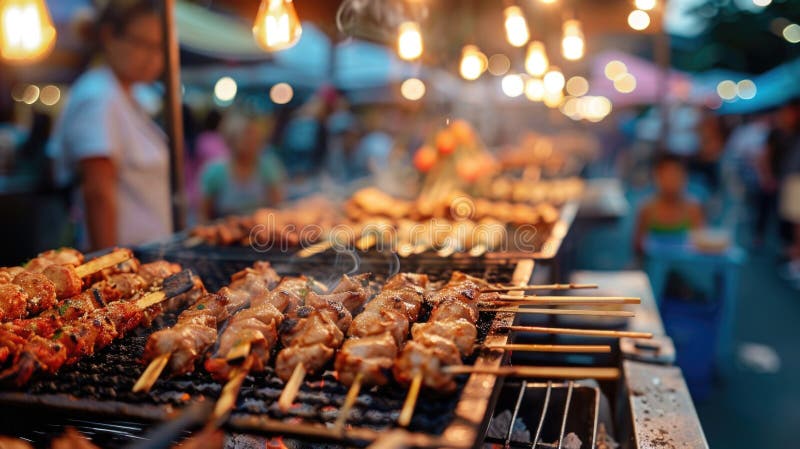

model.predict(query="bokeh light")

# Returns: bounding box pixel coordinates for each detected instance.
[400,78,426,101]
[214,76,237,102]
[783,23,800,43]
[525,78,545,101]
[501,74,525,98]
[717,80,737,100]
[543,68,565,93]
[270,82,294,104]
[565,76,589,97]
[39,84,60,106]
[635,0,657,11]
[604,60,628,81]
[737,80,757,100]
[628,10,651,31]
[488,54,511,76]
[22,84,39,104]
[614,73,637,93]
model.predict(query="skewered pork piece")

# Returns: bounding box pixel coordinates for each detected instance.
[335,273,429,387]
[0,270,196,387]
[2,248,84,276]
[141,262,283,378]
[273,274,373,382]
[0,261,182,364]
[0,249,133,322]
[393,272,494,392]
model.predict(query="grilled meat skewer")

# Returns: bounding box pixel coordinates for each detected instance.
[139,262,282,384]
[0,249,132,322]
[0,270,197,387]
[0,261,182,365]
[334,273,429,387]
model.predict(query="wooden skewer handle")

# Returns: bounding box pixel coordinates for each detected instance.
[398,373,422,427]
[483,283,599,292]
[444,365,621,380]
[297,240,334,258]
[498,295,640,304]
[482,344,612,353]
[74,248,132,278]
[278,364,306,412]
[506,325,653,339]
[132,353,170,393]
[334,372,363,433]
[482,307,635,317]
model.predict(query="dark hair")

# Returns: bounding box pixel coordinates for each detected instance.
[78,0,160,43]
[202,110,223,132]
[654,152,685,170]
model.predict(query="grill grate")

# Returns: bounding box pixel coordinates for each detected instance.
[0,252,523,448]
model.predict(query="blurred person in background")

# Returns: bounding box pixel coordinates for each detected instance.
[689,110,726,192]
[48,0,169,250]
[200,113,286,220]
[186,110,229,218]
[760,100,800,249]
[634,153,705,255]
[773,100,800,285]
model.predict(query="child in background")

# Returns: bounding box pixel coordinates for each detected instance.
[200,113,286,220]
[635,153,705,254]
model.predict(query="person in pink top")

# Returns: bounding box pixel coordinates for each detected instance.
[186,110,230,218]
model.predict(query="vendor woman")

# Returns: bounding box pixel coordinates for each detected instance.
[49,0,170,250]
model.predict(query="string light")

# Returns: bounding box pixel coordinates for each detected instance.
[783,23,800,44]
[39,84,60,106]
[635,0,657,11]
[459,45,488,81]
[628,10,650,31]
[543,67,565,93]
[397,21,423,60]
[400,78,426,101]
[543,90,564,108]
[561,20,585,61]
[504,6,530,47]
[501,74,525,98]
[525,78,545,101]
[0,0,56,63]
[524,41,549,76]
[253,0,302,52]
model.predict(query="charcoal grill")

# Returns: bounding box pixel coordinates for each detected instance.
[0,255,532,449]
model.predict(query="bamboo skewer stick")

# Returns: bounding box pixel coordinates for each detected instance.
[297,240,334,258]
[278,363,307,412]
[468,243,488,257]
[479,307,635,318]
[481,344,612,353]
[491,296,640,306]
[74,248,132,278]
[505,325,653,339]
[398,372,423,427]
[355,233,377,251]
[443,365,621,380]
[225,340,252,362]
[132,352,170,393]
[334,372,364,433]
[212,356,254,421]
[482,283,599,293]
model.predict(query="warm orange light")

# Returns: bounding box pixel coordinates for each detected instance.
[253,0,302,52]
[459,45,488,81]
[397,21,423,60]
[0,0,56,63]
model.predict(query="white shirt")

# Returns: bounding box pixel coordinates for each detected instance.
[49,67,172,248]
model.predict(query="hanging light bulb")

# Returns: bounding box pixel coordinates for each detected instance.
[459,45,488,81]
[253,0,302,52]
[397,21,423,60]
[524,41,549,76]
[525,78,545,101]
[0,0,57,63]
[504,6,530,47]
[561,19,584,61]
